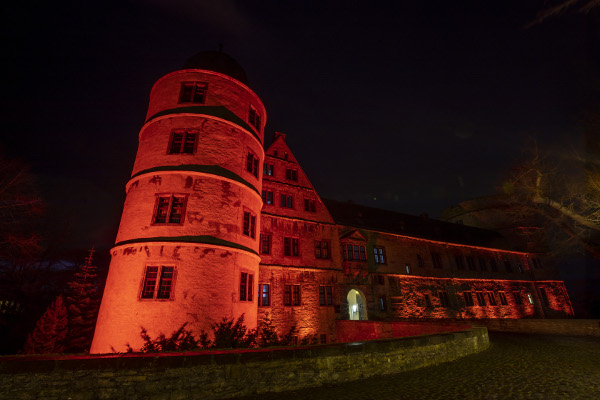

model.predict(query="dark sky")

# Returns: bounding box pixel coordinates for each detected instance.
[2,0,597,252]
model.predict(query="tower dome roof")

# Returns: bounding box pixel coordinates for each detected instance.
[182,51,249,85]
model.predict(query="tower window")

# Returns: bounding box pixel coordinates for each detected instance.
[304,199,316,212]
[141,266,175,300]
[246,151,259,178]
[285,168,298,181]
[249,105,261,130]
[373,246,386,264]
[168,130,198,154]
[239,272,254,302]
[179,81,207,103]
[260,234,271,254]
[315,240,330,259]
[242,211,256,238]
[539,287,550,306]
[153,195,187,224]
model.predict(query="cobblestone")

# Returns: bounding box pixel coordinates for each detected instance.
[231,332,600,400]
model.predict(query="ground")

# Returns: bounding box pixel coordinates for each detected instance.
[231,332,600,400]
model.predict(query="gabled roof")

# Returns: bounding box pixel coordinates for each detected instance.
[322,198,513,250]
[262,133,335,224]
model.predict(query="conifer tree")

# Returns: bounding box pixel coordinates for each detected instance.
[65,248,100,353]
[23,295,68,354]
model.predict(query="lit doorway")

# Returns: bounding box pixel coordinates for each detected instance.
[347,289,367,320]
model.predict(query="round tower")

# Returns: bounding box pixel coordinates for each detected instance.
[91,52,265,353]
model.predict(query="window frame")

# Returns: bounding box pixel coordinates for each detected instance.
[242,210,257,239]
[248,104,261,130]
[168,129,198,154]
[304,198,316,212]
[280,193,294,209]
[263,163,274,176]
[262,190,273,205]
[179,81,208,104]
[285,168,298,181]
[319,285,334,306]
[152,194,188,225]
[260,234,271,255]
[343,244,367,261]
[239,272,254,302]
[284,237,300,257]
[140,265,176,300]
[314,240,330,259]
[373,246,386,264]
[258,283,270,306]
[246,150,259,178]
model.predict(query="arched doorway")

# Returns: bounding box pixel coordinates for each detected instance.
[347,289,368,320]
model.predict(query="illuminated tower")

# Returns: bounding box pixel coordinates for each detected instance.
[91,52,265,353]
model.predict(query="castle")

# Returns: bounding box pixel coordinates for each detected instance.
[90,52,573,353]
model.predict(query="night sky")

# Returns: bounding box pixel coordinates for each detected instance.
[3,0,597,253]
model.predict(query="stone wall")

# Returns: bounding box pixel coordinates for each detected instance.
[471,318,600,337]
[0,327,488,400]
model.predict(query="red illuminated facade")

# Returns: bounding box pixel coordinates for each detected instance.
[90,52,573,354]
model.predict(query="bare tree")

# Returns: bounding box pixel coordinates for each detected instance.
[502,141,600,257]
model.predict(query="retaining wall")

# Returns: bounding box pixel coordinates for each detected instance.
[0,326,488,400]
[471,318,600,336]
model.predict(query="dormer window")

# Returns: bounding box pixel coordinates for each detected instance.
[343,244,366,261]
[179,82,207,104]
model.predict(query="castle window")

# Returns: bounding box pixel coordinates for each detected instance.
[248,105,261,130]
[405,264,411,274]
[498,291,508,305]
[378,296,387,311]
[476,291,486,306]
[304,199,316,212]
[179,81,207,103]
[285,168,298,181]
[417,254,423,267]
[455,255,465,270]
[315,240,330,259]
[504,260,513,273]
[319,286,333,306]
[141,266,175,300]
[527,293,534,305]
[512,291,523,305]
[489,258,498,272]
[439,291,450,307]
[463,292,474,306]
[153,195,187,224]
[263,163,274,176]
[343,244,366,261]
[431,252,443,268]
[258,283,270,306]
[486,292,497,306]
[242,211,256,238]
[517,263,523,273]
[262,190,273,205]
[539,287,550,306]
[239,272,253,302]
[168,130,198,154]
[246,151,259,178]
[260,234,271,254]
[373,246,386,264]
[467,256,476,270]
[280,194,293,208]
[284,237,299,256]
[284,284,300,306]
